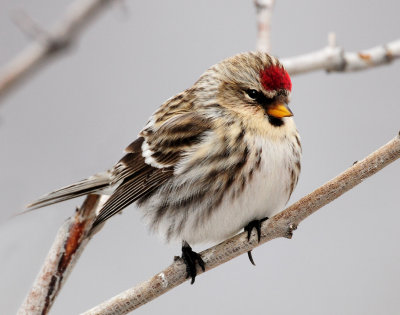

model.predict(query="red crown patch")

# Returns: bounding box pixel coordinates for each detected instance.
[260,65,292,92]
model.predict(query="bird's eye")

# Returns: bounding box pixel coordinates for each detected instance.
[246,89,260,100]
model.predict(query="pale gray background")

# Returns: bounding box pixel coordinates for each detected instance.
[1,1,399,314]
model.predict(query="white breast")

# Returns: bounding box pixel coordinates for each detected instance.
[179,135,299,244]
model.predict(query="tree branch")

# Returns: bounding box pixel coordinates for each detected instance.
[282,33,400,75]
[12,2,400,313]
[254,0,275,53]
[81,133,400,315]
[0,0,112,103]
[17,195,108,315]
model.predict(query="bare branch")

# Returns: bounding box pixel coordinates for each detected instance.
[17,195,108,315]
[254,0,275,53]
[282,34,400,75]
[0,0,113,102]
[12,2,400,313]
[81,134,400,315]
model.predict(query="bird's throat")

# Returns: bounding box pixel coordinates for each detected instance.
[267,115,284,127]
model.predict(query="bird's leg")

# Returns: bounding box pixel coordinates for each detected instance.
[181,240,205,284]
[244,217,269,266]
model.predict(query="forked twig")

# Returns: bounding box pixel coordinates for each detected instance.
[0,0,112,102]
[13,1,400,314]
[282,33,400,75]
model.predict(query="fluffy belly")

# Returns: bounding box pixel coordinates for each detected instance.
[141,136,299,245]
[182,142,294,244]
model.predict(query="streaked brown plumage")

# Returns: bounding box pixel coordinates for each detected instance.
[27,52,301,283]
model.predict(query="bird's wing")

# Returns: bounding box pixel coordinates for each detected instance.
[92,112,212,227]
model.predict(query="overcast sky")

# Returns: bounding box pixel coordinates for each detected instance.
[0,1,399,314]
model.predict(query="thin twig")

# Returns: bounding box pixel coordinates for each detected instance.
[282,33,400,75]
[81,134,400,315]
[254,0,275,53]
[0,0,112,102]
[17,195,108,315]
[12,2,400,313]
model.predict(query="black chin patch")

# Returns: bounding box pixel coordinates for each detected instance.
[268,116,284,127]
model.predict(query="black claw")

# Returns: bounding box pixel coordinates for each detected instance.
[247,250,256,266]
[244,217,268,242]
[244,217,269,265]
[181,241,205,284]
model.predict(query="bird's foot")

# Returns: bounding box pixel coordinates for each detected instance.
[181,241,205,284]
[244,217,269,266]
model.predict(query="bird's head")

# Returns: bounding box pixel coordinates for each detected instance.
[202,52,293,129]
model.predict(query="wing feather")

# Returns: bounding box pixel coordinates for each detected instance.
[92,112,213,228]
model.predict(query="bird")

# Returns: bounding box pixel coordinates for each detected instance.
[27,52,301,284]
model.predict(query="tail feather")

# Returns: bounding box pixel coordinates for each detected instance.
[26,172,111,210]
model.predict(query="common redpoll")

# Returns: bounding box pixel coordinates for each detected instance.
[27,52,301,283]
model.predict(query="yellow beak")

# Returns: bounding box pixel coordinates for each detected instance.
[266,103,293,118]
